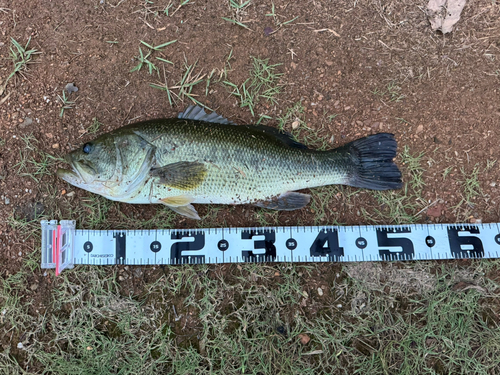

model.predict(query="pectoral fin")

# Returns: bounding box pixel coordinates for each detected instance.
[160,195,200,220]
[254,192,311,211]
[150,161,207,190]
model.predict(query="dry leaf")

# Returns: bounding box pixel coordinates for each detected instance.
[427,0,467,34]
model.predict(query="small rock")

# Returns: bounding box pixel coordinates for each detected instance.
[290,61,297,70]
[298,333,311,345]
[317,287,324,296]
[133,268,143,278]
[416,124,424,133]
[325,60,333,66]
[30,283,38,291]
[17,343,24,350]
[52,143,59,149]
[4,197,10,205]
[66,191,75,197]
[292,120,300,129]
[65,82,79,94]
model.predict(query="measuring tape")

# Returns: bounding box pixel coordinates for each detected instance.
[40,220,500,275]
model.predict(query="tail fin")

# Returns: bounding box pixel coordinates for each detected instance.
[341,133,402,190]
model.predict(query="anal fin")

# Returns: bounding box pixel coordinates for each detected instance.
[254,191,311,211]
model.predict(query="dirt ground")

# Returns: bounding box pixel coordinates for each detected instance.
[1,0,500,373]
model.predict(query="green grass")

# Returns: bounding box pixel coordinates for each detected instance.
[275,101,332,150]
[2,259,500,374]
[276,101,305,132]
[266,2,299,28]
[450,164,484,221]
[222,0,252,30]
[224,57,282,116]
[151,61,209,109]
[372,81,405,103]
[130,47,158,75]
[130,40,176,75]
[400,145,425,192]
[87,117,103,134]
[308,186,343,225]
[57,90,76,118]
[15,134,63,183]
[461,164,482,205]
[5,37,40,86]
[164,0,192,16]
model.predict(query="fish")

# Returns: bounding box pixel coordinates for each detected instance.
[57,105,402,220]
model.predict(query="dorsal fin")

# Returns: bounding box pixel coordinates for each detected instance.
[178,105,235,124]
[243,124,309,149]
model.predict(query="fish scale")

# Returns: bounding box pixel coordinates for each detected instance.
[130,120,348,205]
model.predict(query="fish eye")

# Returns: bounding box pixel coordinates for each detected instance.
[82,143,93,154]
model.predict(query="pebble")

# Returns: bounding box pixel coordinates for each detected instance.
[20,117,33,128]
[317,287,324,296]
[65,83,79,94]
[298,333,311,345]
[416,124,424,133]
[4,197,10,205]
[30,283,38,291]
[17,343,24,349]
[292,120,300,129]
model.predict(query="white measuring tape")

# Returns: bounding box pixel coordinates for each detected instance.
[40,220,500,275]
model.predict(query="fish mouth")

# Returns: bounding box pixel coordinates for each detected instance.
[56,155,94,185]
[56,167,81,184]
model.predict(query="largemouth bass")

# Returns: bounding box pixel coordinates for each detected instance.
[57,106,402,219]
